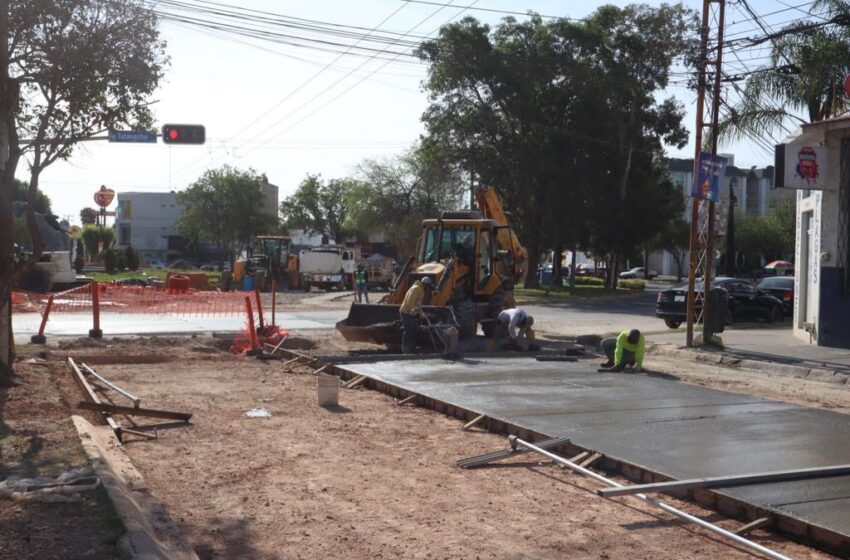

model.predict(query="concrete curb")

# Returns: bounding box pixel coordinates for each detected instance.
[72,415,199,560]
[651,343,850,386]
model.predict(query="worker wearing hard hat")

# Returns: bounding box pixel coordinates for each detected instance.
[399,277,434,354]
[600,329,645,372]
[496,307,535,350]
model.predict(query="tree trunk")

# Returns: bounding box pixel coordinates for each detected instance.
[569,246,578,289]
[524,242,540,289]
[552,243,563,287]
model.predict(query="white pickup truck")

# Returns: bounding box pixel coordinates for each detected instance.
[299,246,357,292]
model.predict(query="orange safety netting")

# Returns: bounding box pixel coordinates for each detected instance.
[229,323,290,355]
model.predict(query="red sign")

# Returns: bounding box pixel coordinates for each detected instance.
[94,185,115,208]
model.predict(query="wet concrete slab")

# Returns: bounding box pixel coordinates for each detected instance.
[340,357,850,540]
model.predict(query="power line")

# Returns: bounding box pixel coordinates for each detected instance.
[391,0,571,20]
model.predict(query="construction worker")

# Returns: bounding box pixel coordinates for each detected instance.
[354,264,369,303]
[600,329,645,372]
[399,277,434,354]
[496,307,535,350]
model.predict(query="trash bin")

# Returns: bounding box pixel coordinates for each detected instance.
[706,286,728,334]
[538,266,552,285]
[243,275,254,291]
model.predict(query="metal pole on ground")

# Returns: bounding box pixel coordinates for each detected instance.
[31,294,53,344]
[509,436,792,560]
[89,281,102,339]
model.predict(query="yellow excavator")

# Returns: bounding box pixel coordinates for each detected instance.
[233,235,300,290]
[336,186,527,347]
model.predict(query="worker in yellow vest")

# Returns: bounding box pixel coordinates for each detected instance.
[600,329,645,373]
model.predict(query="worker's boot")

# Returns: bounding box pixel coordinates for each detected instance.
[600,360,614,368]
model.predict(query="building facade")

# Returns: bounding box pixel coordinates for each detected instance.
[115,192,183,263]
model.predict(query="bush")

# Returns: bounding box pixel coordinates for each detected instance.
[81,225,115,257]
[124,246,139,271]
[574,276,604,286]
[73,255,85,274]
[103,249,117,274]
[617,279,645,291]
[116,254,128,271]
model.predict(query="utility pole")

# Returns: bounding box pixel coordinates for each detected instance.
[726,178,737,275]
[685,0,726,347]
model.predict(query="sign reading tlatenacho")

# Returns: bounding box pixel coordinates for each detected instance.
[108,130,157,143]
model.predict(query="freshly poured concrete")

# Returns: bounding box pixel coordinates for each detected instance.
[341,357,850,540]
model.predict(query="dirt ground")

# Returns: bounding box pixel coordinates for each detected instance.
[3,325,850,560]
[10,331,838,560]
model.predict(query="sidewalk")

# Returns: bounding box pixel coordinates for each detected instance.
[652,325,850,377]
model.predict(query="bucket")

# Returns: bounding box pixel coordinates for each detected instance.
[317,373,339,407]
[243,275,254,291]
[167,274,190,294]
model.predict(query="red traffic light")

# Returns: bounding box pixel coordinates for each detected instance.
[161,124,205,145]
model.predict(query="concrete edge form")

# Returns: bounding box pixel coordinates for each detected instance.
[72,415,200,560]
[278,348,850,558]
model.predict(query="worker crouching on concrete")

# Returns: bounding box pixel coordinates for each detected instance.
[399,277,434,354]
[496,307,536,351]
[600,329,645,372]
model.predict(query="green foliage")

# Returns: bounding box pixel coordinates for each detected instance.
[103,249,118,274]
[11,217,32,248]
[81,226,115,257]
[720,2,850,143]
[116,254,127,272]
[574,276,605,286]
[617,279,646,291]
[736,198,796,270]
[12,179,51,214]
[280,174,360,243]
[124,246,139,271]
[346,143,465,255]
[175,166,277,257]
[74,255,85,274]
[416,6,696,288]
[80,207,99,226]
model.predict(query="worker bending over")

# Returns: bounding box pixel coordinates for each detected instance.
[399,277,434,354]
[600,329,645,372]
[496,307,535,350]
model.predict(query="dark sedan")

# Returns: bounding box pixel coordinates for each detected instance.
[656,277,785,329]
[757,276,794,316]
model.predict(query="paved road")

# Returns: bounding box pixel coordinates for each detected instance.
[12,310,345,342]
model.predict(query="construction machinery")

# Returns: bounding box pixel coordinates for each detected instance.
[233,235,300,290]
[336,186,527,347]
[299,245,358,292]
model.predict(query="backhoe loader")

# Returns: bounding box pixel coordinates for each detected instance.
[336,186,527,347]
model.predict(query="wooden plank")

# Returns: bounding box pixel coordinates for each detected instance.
[579,452,602,468]
[312,365,329,376]
[343,374,367,389]
[735,517,772,536]
[597,464,850,498]
[77,401,192,422]
[462,414,486,431]
[121,427,158,440]
[397,394,417,406]
[68,358,122,440]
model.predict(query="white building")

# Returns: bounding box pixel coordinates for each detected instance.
[778,116,850,349]
[115,192,183,263]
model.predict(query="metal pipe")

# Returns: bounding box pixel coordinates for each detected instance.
[81,363,141,407]
[510,436,793,560]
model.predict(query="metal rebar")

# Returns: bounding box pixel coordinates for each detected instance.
[510,436,793,560]
[81,363,141,407]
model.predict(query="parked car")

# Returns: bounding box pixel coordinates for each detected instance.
[757,276,794,316]
[619,267,657,279]
[656,277,785,329]
[147,260,166,270]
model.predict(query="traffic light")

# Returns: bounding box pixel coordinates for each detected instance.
[161,124,206,145]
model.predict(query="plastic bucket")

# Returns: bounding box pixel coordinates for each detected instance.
[167,274,190,294]
[243,275,254,291]
[317,374,339,407]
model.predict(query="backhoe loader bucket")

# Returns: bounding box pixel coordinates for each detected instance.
[336,303,455,347]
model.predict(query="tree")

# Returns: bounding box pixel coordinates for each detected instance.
[81,225,114,258]
[175,166,277,261]
[720,2,850,144]
[125,246,139,271]
[736,199,796,271]
[417,7,695,289]
[12,178,50,214]
[280,175,358,244]
[80,207,98,226]
[0,0,167,378]
[657,217,691,282]
[346,143,465,256]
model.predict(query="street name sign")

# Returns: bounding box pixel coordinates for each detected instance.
[108,130,157,143]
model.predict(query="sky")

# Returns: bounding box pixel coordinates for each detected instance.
[23,0,812,225]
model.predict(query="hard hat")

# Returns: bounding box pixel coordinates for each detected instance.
[420,277,434,286]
